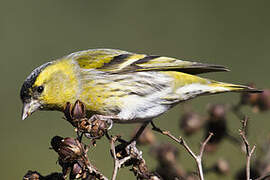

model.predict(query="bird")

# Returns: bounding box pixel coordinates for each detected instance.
[20,49,260,124]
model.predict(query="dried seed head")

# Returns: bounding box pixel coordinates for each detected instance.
[204,104,227,150]
[70,161,86,179]
[208,104,226,120]
[155,163,186,180]
[78,118,92,133]
[23,171,43,180]
[239,84,268,112]
[51,136,83,162]
[257,89,270,111]
[57,158,71,178]
[63,100,86,126]
[214,158,230,175]
[185,173,200,180]
[86,119,109,139]
[72,100,86,119]
[151,143,179,165]
[63,102,73,120]
[72,163,83,178]
[240,83,260,106]
[205,119,226,144]
[180,112,203,135]
[50,136,64,152]
[64,101,111,139]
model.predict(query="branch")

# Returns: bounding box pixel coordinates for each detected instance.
[110,136,132,180]
[109,135,161,180]
[83,150,109,180]
[239,117,256,180]
[151,122,213,180]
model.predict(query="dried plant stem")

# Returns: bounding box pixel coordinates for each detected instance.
[151,122,213,180]
[82,147,109,180]
[239,117,256,180]
[110,136,131,180]
[86,160,109,180]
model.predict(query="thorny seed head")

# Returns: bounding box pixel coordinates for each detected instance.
[180,112,203,136]
[51,136,83,162]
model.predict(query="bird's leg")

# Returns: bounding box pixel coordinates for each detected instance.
[128,121,150,144]
[150,121,164,133]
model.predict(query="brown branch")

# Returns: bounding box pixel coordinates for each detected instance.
[151,121,213,180]
[109,135,161,180]
[110,136,132,180]
[239,117,256,180]
[83,154,109,180]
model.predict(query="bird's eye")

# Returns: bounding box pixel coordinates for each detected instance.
[37,86,44,93]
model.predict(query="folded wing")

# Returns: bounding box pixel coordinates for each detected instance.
[68,48,229,74]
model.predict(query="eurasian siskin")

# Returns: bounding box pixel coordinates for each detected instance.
[20,49,260,122]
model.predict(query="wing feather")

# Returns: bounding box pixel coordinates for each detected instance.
[68,49,229,74]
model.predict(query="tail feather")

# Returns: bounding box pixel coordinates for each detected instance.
[163,71,262,102]
[211,82,263,93]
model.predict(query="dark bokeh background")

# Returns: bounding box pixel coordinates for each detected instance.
[1,1,269,179]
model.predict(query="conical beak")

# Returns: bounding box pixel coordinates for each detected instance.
[21,100,41,120]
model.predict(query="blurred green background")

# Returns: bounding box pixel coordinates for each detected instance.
[1,0,269,179]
